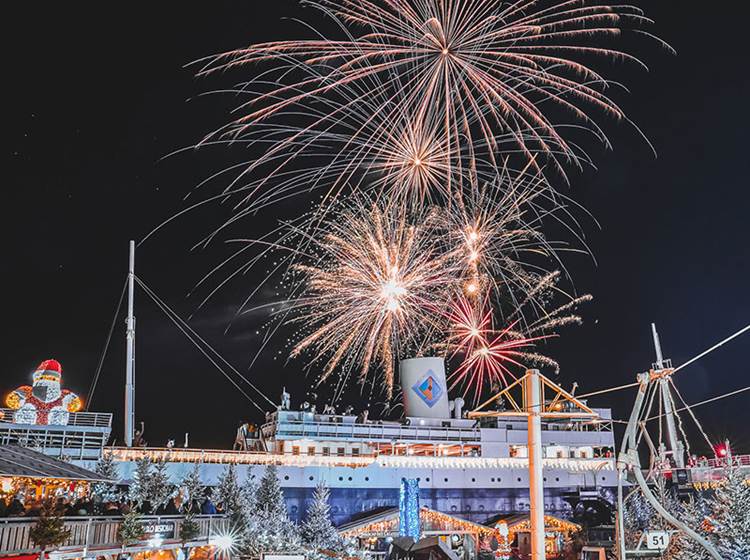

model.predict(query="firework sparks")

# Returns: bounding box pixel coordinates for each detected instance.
[289,201,461,397]
[200,0,671,184]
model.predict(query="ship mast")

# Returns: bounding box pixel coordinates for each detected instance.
[124,240,136,447]
[652,323,685,468]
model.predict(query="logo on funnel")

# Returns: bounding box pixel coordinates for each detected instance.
[412,370,443,408]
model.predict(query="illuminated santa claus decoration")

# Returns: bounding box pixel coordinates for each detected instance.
[5,360,83,425]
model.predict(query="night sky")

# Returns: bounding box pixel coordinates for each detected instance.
[4,2,749,451]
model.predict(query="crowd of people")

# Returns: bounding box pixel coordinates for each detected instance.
[0,492,220,518]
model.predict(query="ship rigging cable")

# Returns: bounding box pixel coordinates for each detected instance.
[86,277,128,410]
[577,321,750,400]
[134,275,277,414]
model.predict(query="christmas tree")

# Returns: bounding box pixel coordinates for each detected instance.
[216,464,246,528]
[180,463,205,514]
[91,451,121,507]
[128,455,152,511]
[301,483,341,553]
[148,458,174,513]
[30,501,71,554]
[710,465,750,559]
[244,464,300,556]
[119,510,145,546]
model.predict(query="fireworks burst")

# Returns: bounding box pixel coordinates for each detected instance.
[199,0,671,186]
[288,201,461,397]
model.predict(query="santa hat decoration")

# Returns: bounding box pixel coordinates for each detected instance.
[33,359,62,382]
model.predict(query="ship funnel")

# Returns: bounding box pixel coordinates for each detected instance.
[399,357,450,419]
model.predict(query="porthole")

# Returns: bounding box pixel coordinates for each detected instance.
[555,477,560,482]
[365,477,369,481]
[517,477,522,482]
[490,478,495,482]
[450,505,457,512]
[471,478,476,482]
[309,476,314,481]
[543,477,547,482]
[348,476,352,481]
[338,476,343,481]
[479,505,485,511]
[444,478,449,482]
[425,477,430,482]
[291,505,298,512]
[284,475,290,480]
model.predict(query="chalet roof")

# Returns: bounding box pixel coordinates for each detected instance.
[0,445,110,481]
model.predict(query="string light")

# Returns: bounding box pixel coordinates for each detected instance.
[107,448,614,472]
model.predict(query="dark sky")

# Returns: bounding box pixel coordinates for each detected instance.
[3,2,749,451]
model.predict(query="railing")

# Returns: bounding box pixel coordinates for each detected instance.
[0,410,112,460]
[264,418,484,444]
[0,409,112,429]
[0,514,227,557]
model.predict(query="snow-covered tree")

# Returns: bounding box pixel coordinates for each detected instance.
[301,483,341,552]
[180,463,205,514]
[148,458,174,513]
[216,464,246,528]
[244,465,300,556]
[91,452,120,505]
[710,466,750,559]
[128,456,152,510]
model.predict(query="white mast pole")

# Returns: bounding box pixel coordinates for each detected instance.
[526,369,545,560]
[652,323,684,468]
[125,240,136,447]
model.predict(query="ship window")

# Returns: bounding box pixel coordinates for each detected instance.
[506,424,513,430]
[337,447,346,456]
[490,478,495,482]
[338,476,343,481]
[284,475,290,480]
[309,476,314,481]
[352,448,360,456]
[472,478,476,483]
[292,446,300,455]
[425,477,430,482]
[556,477,560,482]
[444,478,448,482]
[365,477,369,481]
[348,476,352,481]
[322,447,330,456]
[517,477,522,482]
[497,478,501,483]
[307,446,315,456]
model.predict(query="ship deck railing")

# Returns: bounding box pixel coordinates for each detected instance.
[0,513,228,559]
[0,409,113,461]
[260,416,612,444]
[262,418,484,444]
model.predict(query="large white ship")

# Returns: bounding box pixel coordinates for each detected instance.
[0,364,617,528]
[0,245,618,528]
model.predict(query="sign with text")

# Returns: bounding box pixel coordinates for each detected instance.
[645,531,670,550]
[141,520,176,540]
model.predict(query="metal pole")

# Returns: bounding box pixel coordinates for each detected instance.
[525,370,545,560]
[615,374,649,560]
[124,240,136,447]
[659,379,685,468]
